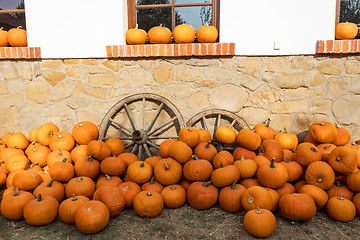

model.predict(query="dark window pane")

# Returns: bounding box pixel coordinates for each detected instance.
[0,0,24,10]
[0,12,26,30]
[175,0,212,4]
[137,7,172,32]
[340,0,360,24]
[175,6,212,30]
[136,0,171,5]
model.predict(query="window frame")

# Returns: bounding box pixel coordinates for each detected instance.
[0,2,26,31]
[127,0,220,33]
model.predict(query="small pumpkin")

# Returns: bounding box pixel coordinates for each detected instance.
[93,186,125,218]
[178,127,200,148]
[210,163,240,188]
[0,27,8,47]
[160,184,186,208]
[193,142,217,162]
[233,155,257,179]
[153,158,182,185]
[133,191,164,217]
[96,174,123,189]
[72,121,99,145]
[36,123,59,146]
[241,186,273,211]
[48,131,75,152]
[279,193,317,221]
[118,181,141,208]
[309,121,338,144]
[147,24,172,44]
[0,188,35,221]
[258,139,283,162]
[100,156,126,176]
[127,160,153,184]
[328,146,357,174]
[243,207,276,238]
[33,179,65,204]
[327,193,356,222]
[335,22,358,40]
[182,156,213,182]
[59,194,90,224]
[126,24,147,45]
[196,21,218,43]
[173,24,195,43]
[219,181,246,213]
[75,200,109,234]
[253,119,274,141]
[23,194,59,226]
[8,26,27,47]
[65,176,96,199]
[305,161,335,190]
[257,158,288,189]
[216,125,238,145]
[213,150,235,168]
[274,128,298,150]
[74,156,101,179]
[105,138,125,156]
[295,142,322,167]
[300,184,329,210]
[87,140,112,161]
[141,176,164,193]
[186,181,218,210]
[236,129,261,150]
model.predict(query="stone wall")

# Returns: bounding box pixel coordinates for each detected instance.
[1,55,360,142]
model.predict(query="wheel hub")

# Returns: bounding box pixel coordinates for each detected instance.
[132,129,148,145]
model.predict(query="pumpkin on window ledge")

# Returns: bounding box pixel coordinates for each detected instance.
[8,26,27,47]
[173,24,195,43]
[147,24,172,44]
[0,27,8,47]
[196,21,218,43]
[126,24,147,45]
[335,22,358,40]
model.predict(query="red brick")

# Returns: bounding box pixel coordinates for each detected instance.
[132,45,138,57]
[325,40,334,53]
[22,47,29,58]
[166,44,173,56]
[5,47,12,58]
[186,44,192,56]
[193,44,200,55]
[180,44,186,56]
[317,40,325,53]
[222,43,229,55]
[0,48,5,58]
[112,46,119,57]
[153,45,159,56]
[350,40,358,52]
[174,44,179,56]
[200,44,207,55]
[146,45,152,56]
[138,45,145,57]
[125,45,132,57]
[29,47,35,58]
[342,40,349,53]
[17,47,23,58]
[106,45,112,57]
[159,44,166,56]
[229,43,235,55]
[208,44,214,55]
[334,40,341,53]
[35,47,41,58]
[215,43,221,55]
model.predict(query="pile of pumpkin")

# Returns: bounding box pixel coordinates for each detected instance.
[126,22,218,45]
[1,120,360,237]
[0,26,27,47]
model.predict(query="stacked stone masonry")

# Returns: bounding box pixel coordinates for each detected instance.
[1,55,360,142]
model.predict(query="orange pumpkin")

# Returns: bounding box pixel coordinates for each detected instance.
[8,26,27,47]
[126,24,147,45]
[0,27,8,47]
[173,24,195,43]
[196,21,218,43]
[335,22,358,40]
[147,24,172,44]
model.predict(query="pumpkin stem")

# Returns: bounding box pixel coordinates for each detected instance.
[310,147,318,152]
[146,192,152,197]
[255,207,262,214]
[220,162,224,168]
[17,26,23,29]
[88,156,93,162]
[71,194,78,201]
[248,197,254,204]
[336,156,342,162]
[59,149,63,156]
[324,145,332,150]
[241,154,245,161]
[339,193,344,200]
[231,180,237,190]
[284,128,288,133]
[170,185,176,190]
[285,157,290,163]
[159,24,163,27]
[315,122,325,126]
[335,180,342,187]
[205,142,211,149]
[270,158,275,168]
[140,161,145,168]
[265,118,271,128]
[105,174,111,180]
[37,193,42,202]
[187,128,193,133]
[13,187,19,196]
[205,21,209,26]
[150,176,155,184]
[193,155,199,160]
[30,162,39,168]
[47,179,54,187]
[260,145,265,153]
[164,161,170,170]
[43,166,49,173]
[88,207,93,212]
[77,177,84,182]
[317,177,323,183]
[62,157,68,163]
[202,181,212,187]
[135,23,139,29]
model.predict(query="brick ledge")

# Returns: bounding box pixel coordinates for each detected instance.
[106,43,235,58]
[0,47,41,59]
[317,40,360,54]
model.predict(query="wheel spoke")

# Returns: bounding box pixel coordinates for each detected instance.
[143,144,152,158]
[124,141,135,149]
[140,98,145,129]
[124,103,138,131]
[146,140,160,150]
[229,119,236,128]
[145,102,164,132]
[148,116,178,136]
[131,144,139,154]
[201,116,209,130]
[148,136,178,140]
[138,145,143,160]
[213,114,221,139]
[109,119,132,136]
[223,146,236,151]
[118,137,133,140]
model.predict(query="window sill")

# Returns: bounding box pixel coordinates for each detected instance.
[0,47,41,59]
[106,43,235,58]
[317,39,360,54]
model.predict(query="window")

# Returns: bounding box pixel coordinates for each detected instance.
[337,0,360,25]
[0,0,26,31]
[127,0,219,33]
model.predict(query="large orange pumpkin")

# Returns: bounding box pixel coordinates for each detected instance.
[173,24,195,43]
[0,27,8,47]
[147,24,172,44]
[196,21,218,43]
[8,26,27,47]
[335,22,358,40]
[126,24,147,45]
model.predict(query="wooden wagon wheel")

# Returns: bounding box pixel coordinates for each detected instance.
[186,109,250,152]
[98,93,185,160]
